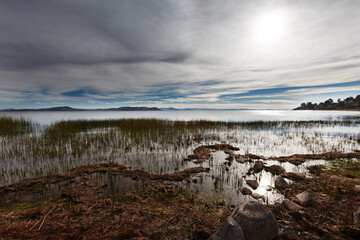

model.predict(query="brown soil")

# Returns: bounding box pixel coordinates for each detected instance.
[272,173,360,240]
[0,165,228,240]
[241,152,360,165]
[1,163,209,193]
[184,144,239,162]
[272,152,360,165]
[185,144,360,166]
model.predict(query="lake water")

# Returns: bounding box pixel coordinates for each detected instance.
[1,110,360,205]
[1,110,360,125]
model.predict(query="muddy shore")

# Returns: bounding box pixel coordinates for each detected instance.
[1,148,360,239]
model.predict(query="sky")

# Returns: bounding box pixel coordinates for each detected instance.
[0,0,360,110]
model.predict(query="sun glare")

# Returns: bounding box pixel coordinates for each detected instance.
[253,9,288,45]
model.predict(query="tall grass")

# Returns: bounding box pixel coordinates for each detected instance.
[0,118,359,186]
[0,117,33,136]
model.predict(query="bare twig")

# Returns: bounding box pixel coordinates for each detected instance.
[38,206,56,230]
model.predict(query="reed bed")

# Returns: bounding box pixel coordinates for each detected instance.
[0,118,359,188]
[0,117,33,137]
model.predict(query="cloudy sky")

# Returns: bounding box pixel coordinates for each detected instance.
[0,0,359,109]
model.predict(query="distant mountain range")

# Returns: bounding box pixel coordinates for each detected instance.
[0,106,289,112]
[294,95,360,111]
[0,106,162,112]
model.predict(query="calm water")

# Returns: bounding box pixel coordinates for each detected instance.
[1,110,360,125]
[1,110,359,205]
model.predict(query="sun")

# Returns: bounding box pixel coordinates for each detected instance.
[253,9,288,44]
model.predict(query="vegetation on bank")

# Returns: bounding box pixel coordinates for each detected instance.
[0,117,33,136]
[0,173,229,240]
[1,117,359,185]
[0,117,360,239]
[272,160,360,240]
[294,95,360,110]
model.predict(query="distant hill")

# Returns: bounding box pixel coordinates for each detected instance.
[293,95,360,111]
[1,106,161,112]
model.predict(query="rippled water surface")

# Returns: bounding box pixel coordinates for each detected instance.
[1,110,359,204]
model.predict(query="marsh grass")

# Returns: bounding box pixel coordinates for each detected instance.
[0,117,33,136]
[0,118,359,189]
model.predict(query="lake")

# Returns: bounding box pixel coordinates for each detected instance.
[1,110,359,205]
[1,110,360,125]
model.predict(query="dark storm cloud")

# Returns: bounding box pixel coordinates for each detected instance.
[0,0,189,69]
[1,0,360,109]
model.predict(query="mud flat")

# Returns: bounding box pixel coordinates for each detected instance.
[1,154,360,239]
[0,164,228,240]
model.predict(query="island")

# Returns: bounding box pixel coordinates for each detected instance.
[293,95,360,111]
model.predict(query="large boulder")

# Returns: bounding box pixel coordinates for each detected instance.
[209,201,279,240]
[208,217,245,240]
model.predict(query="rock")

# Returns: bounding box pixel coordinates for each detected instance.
[193,225,212,239]
[275,176,288,189]
[209,202,278,240]
[265,165,286,175]
[282,199,303,211]
[246,180,259,190]
[253,161,264,173]
[232,201,279,240]
[236,156,246,163]
[208,216,245,240]
[295,192,312,207]
[354,185,360,193]
[239,187,252,195]
[251,193,263,200]
[281,172,305,181]
[354,206,360,226]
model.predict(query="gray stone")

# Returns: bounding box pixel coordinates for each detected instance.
[296,192,312,207]
[232,201,279,240]
[275,176,288,189]
[236,156,246,163]
[265,165,286,175]
[253,161,264,173]
[240,187,252,195]
[208,216,245,240]
[208,202,279,240]
[251,193,264,200]
[246,179,259,190]
[282,199,303,211]
[354,206,360,226]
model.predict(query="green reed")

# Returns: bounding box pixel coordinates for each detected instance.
[0,117,33,136]
[0,118,359,185]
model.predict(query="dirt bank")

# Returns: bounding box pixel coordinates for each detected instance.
[273,169,360,239]
[0,166,228,240]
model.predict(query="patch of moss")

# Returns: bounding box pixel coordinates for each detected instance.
[326,159,360,178]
